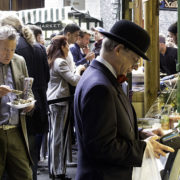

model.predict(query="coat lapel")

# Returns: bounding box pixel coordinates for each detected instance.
[117,87,135,128]
[90,60,135,129]
[10,57,26,91]
[10,58,18,89]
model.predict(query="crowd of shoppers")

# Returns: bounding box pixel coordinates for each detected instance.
[0,11,177,180]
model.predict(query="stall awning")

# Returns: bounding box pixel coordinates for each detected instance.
[17,7,71,24]
[0,7,103,31]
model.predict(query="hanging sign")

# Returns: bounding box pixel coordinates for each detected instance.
[28,21,64,31]
[159,0,177,10]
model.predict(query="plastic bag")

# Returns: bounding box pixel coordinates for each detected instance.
[132,141,161,180]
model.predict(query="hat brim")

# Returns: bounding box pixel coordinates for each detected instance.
[100,31,150,61]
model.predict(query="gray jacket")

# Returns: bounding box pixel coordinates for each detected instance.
[47,54,80,105]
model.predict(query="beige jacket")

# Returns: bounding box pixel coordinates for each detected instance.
[47,53,80,105]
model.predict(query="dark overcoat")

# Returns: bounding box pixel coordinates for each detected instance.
[74,60,146,180]
[16,36,50,134]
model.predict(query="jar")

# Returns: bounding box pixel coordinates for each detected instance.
[161,114,170,130]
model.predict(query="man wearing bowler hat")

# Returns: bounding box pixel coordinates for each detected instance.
[74,20,174,180]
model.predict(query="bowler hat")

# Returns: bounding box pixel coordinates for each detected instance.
[100,20,150,61]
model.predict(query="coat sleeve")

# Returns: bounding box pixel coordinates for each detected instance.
[55,59,81,86]
[80,85,146,167]
[70,46,87,66]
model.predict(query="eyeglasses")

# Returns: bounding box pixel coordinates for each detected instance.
[132,56,140,65]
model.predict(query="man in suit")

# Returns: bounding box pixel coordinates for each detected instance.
[70,29,95,66]
[74,20,174,180]
[0,25,34,180]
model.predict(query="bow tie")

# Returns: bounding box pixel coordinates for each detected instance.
[117,75,128,83]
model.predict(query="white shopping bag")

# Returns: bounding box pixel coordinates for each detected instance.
[132,141,161,180]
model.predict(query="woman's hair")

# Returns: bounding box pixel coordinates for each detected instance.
[47,35,67,68]
[0,13,35,46]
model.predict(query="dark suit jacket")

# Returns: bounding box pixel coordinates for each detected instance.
[70,43,87,66]
[74,60,146,180]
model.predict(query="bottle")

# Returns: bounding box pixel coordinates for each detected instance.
[160,105,171,130]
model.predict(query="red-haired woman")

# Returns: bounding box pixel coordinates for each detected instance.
[47,35,85,179]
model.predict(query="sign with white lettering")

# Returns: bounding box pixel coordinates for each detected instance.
[28,21,64,30]
[159,0,177,10]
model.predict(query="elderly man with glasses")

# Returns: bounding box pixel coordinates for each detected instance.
[0,25,34,180]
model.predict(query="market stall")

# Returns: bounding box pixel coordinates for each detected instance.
[16,6,103,42]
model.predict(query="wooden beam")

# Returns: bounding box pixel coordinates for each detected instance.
[0,0,44,11]
[143,0,160,113]
[133,0,143,27]
[0,0,10,10]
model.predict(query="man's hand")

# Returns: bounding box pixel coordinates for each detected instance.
[139,128,164,140]
[76,65,86,75]
[0,85,11,98]
[149,136,174,159]
[82,46,89,55]
[152,128,164,137]
[85,52,95,61]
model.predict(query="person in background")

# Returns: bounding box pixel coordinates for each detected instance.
[166,34,176,48]
[50,33,57,39]
[46,33,57,54]
[28,25,45,45]
[0,13,50,180]
[91,26,105,57]
[47,35,85,180]
[63,23,82,148]
[63,24,80,46]
[28,24,50,165]
[70,29,95,66]
[0,25,34,180]
[168,21,177,46]
[74,20,174,180]
[159,34,177,75]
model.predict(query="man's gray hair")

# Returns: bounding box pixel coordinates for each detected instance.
[101,37,119,52]
[0,25,18,41]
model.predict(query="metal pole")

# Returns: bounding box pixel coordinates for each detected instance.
[118,0,120,20]
[9,0,12,10]
[177,0,180,113]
